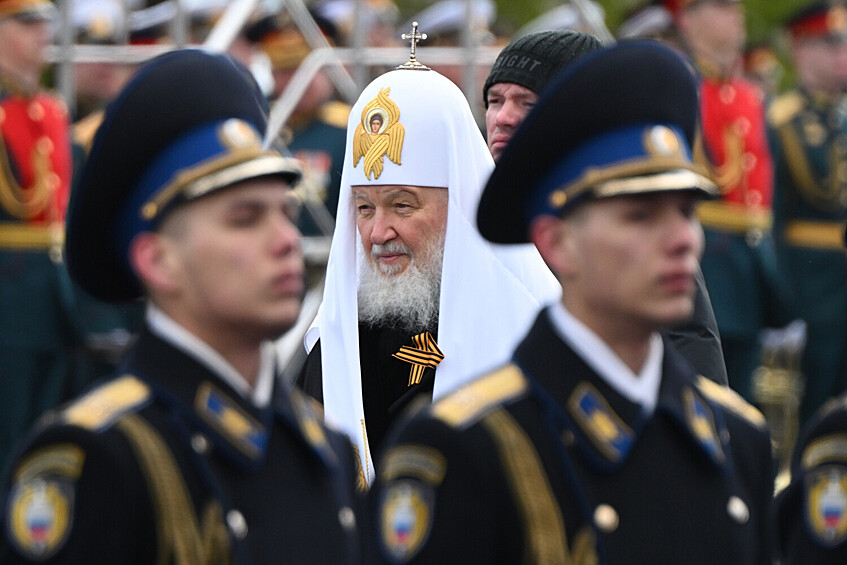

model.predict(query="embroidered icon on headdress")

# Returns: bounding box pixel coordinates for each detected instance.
[352,88,405,180]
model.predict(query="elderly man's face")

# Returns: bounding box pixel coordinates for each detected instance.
[353,185,448,277]
[485,82,538,161]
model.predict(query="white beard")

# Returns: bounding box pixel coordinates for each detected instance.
[357,230,445,334]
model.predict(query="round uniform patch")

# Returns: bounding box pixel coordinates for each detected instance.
[379,480,434,563]
[806,465,847,547]
[6,477,75,560]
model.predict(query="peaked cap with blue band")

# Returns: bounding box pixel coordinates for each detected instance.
[66,49,301,302]
[477,40,718,244]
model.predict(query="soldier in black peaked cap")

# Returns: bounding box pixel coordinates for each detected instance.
[370,41,774,564]
[483,28,729,387]
[0,50,363,564]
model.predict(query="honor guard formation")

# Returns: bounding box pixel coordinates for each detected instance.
[1,0,847,563]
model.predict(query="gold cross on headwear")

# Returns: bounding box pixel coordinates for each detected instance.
[393,332,444,386]
[397,21,430,70]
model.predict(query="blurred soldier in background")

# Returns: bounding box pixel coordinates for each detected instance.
[68,0,145,392]
[676,0,786,400]
[769,1,847,424]
[312,0,401,49]
[247,10,351,236]
[0,0,75,469]
[743,41,783,99]
[513,0,606,38]
[777,182,847,565]
[617,0,677,43]
[69,0,134,122]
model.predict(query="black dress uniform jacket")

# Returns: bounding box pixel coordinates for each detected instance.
[1,326,363,564]
[371,309,774,564]
[776,393,847,564]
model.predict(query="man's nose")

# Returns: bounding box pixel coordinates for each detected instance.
[369,211,398,246]
[667,211,703,257]
[495,101,522,128]
[270,213,302,256]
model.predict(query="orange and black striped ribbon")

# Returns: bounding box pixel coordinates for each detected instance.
[392,332,444,386]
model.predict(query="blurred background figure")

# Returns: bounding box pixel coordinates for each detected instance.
[743,40,784,99]
[70,0,134,122]
[67,0,148,402]
[675,0,789,401]
[313,0,401,48]
[769,0,847,425]
[182,0,227,43]
[617,0,677,42]
[514,0,607,39]
[247,9,350,237]
[0,0,75,469]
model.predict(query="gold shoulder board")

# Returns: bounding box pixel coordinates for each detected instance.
[72,110,105,155]
[767,91,804,128]
[695,376,767,429]
[432,364,528,429]
[319,101,352,129]
[289,388,330,453]
[61,375,151,432]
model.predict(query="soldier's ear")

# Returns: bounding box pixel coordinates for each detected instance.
[530,214,574,278]
[128,231,182,296]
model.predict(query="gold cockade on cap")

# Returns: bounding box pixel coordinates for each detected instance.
[352,87,405,180]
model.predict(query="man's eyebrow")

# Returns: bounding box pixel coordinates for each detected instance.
[512,92,537,102]
[385,189,415,197]
[227,198,264,209]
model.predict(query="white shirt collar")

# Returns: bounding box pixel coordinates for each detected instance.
[547,302,663,415]
[146,303,276,408]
